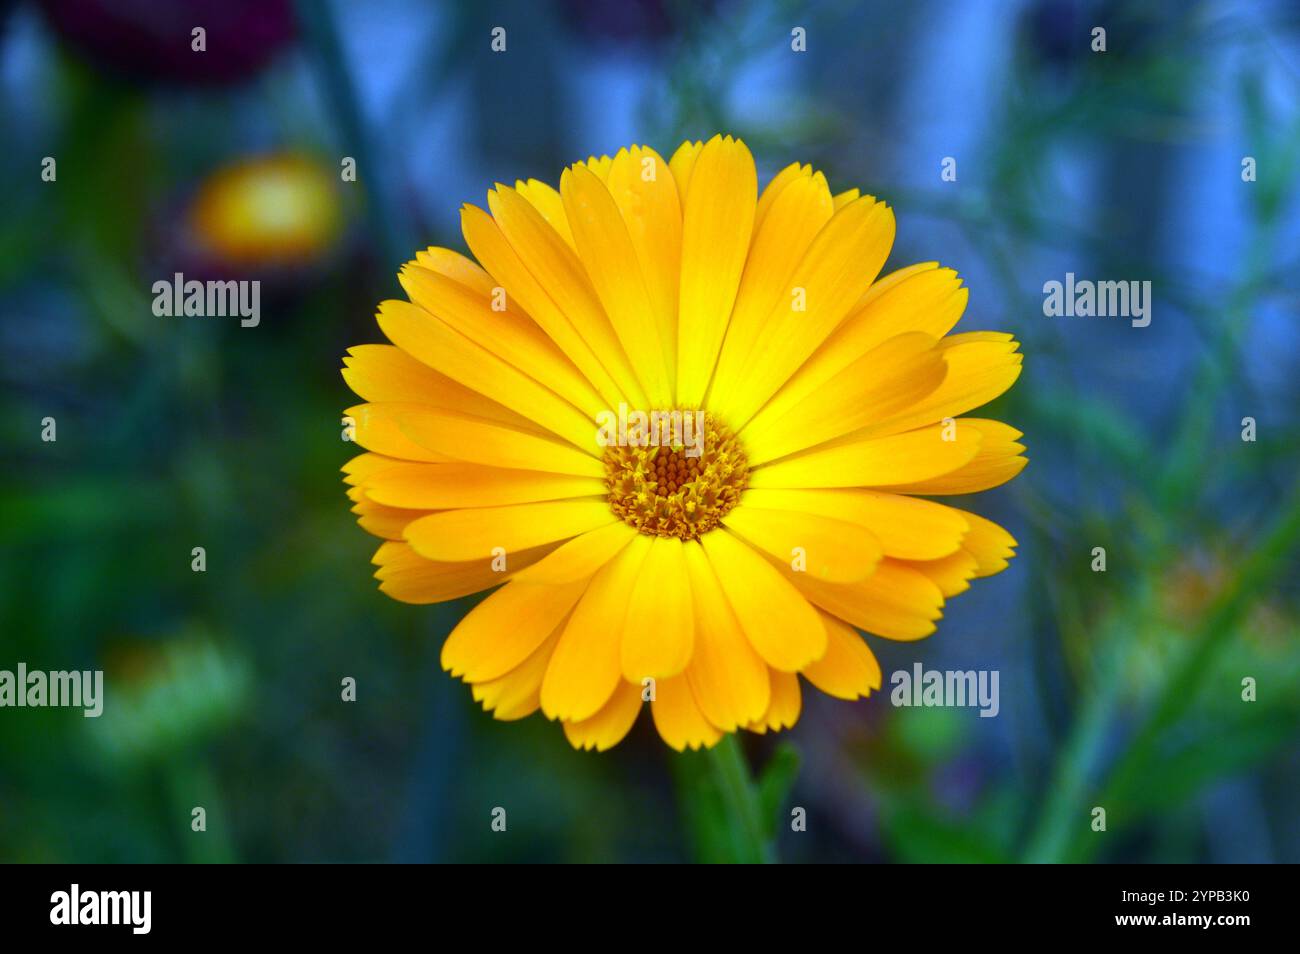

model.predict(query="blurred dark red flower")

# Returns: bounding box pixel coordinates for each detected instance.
[37,0,295,86]
[557,0,718,44]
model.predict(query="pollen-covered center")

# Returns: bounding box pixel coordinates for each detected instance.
[604,411,749,541]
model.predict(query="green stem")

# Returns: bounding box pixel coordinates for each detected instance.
[1020,652,1122,864]
[705,735,775,864]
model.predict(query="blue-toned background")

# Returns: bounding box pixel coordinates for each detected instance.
[2,0,1297,862]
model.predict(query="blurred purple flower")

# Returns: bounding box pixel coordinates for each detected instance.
[37,0,295,85]
[557,0,717,44]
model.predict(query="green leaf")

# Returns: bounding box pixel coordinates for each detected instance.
[880,795,1012,864]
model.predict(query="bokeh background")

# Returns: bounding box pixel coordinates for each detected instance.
[2,0,1298,863]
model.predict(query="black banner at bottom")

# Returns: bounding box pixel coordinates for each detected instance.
[1,863,1282,939]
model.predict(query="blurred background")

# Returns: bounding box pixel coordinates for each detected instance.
[2,0,1298,863]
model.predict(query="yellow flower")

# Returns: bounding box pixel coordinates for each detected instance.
[341,135,1026,752]
[188,153,342,268]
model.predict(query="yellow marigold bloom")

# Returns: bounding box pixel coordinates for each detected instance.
[188,153,342,267]
[341,135,1026,752]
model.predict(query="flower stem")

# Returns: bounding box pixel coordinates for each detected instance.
[705,735,776,864]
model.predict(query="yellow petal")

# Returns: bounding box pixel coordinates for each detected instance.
[513,520,640,585]
[470,626,560,721]
[738,487,970,560]
[832,187,861,210]
[561,162,673,405]
[950,507,1018,576]
[485,185,649,409]
[722,505,881,583]
[860,333,1022,437]
[721,195,896,427]
[741,331,946,465]
[414,246,497,295]
[849,261,968,341]
[440,578,589,682]
[343,402,455,463]
[708,168,834,410]
[343,344,535,432]
[563,680,643,752]
[700,529,826,671]
[621,536,694,680]
[541,534,652,721]
[682,541,771,731]
[404,500,616,562]
[361,461,603,509]
[398,262,607,421]
[791,560,944,641]
[460,203,631,409]
[668,139,704,200]
[390,405,605,477]
[342,451,400,485]
[898,548,980,597]
[763,264,966,420]
[513,179,575,250]
[351,492,429,540]
[652,675,723,751]
[871,419,1026,494]
[753,161,812,231]
[676,134,757,407]
[582,154,613,181]
[605,146,682,391]
[801,612,882,700]
[372,540,555,605]
[747,419,983,489]
[745,669,801,733]
[376,297,596,451]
